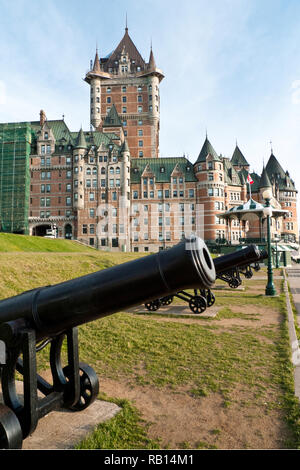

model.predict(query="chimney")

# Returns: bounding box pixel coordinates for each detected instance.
[40,110,46,127]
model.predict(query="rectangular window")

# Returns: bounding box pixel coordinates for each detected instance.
[82,225,88,234]
[90,224,95,234]
[86,179,91,188]
[122,96,127,102]
[138,106,143,113]
[89,193,95,201]
[133,191,138,199]
[165,190,169,198]
[138,129,143,136]
[138,140,143,147]
[66,197,71,206]
[189,189,195,198]
[122,107,127,113]
[158,190,163,199]
[41,184,45,193]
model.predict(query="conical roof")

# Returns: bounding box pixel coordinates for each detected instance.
[265,153,285,179]
[75,128,87,149]
[148,48,156,70]
[259,166,272,189]
[121,139,130,153]
[92,49,101,73]
[231,144,249,167]
[196,137,220,163]
[102,28,145,72]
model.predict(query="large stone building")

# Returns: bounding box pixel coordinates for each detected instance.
[0,27,298,250]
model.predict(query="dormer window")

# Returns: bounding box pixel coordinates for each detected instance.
[122,56,126,62]
[44,132,48,139]
[137,66,141,71]
[208,162,213,170]
[160,167,165,173]
[107,87,111,93]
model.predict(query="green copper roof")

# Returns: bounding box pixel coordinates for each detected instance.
[130,157,197,183]
[259,167,272,189]
[247,172,260,193]
[238,168,248,184]
[196,137,220,163]
[231,145,249,167]
[222,158,241,185]
[103,104,122,127]
[75,128,87,149]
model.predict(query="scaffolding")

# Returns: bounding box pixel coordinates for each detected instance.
[0,123,31,234]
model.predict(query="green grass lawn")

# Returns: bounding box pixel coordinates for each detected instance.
[0,232,95,252]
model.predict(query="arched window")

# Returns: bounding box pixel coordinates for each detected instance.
[86,167,91,175]
[101,167,106,174]
[116,167,120,174]
[92,167,97,175]
[109,167,114,174]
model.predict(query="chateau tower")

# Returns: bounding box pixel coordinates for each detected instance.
[85,27,164,158]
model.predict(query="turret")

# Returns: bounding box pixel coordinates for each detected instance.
[85,49,110,130]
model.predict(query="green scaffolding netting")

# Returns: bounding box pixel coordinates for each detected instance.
[0,123,31,234]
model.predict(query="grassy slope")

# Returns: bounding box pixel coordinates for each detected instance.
[0,232,95,252]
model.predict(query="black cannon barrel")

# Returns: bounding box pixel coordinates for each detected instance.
[213,245,267,274]
[0,236,215,337]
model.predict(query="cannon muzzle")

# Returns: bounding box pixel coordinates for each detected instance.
[0,235,215,337]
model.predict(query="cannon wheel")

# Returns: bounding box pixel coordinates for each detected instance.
[145,300,161,311]
[160,296,173,306]
[206,291,215,307]
[244,270,253,279]
[229,278,240,289]
[63,362,99,412]
[0,405,23,449]
[189,296,207,314]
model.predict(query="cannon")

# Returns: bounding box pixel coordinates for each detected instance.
[215,247,268,288]
[0,235,216,449]
[144,244,266,313]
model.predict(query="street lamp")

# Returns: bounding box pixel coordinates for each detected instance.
[262,189,277,296]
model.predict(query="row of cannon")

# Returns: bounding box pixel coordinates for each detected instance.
[144,252,266,314]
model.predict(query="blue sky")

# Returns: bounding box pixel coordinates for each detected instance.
[0,0,299,199]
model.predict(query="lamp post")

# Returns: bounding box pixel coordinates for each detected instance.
[274,234,280,269]
[263,189,277,296]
